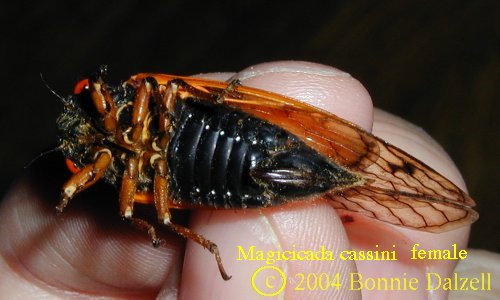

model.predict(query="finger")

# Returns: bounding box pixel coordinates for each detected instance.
[179,61,370,299]
[0,148,181,297]
[451,249,500,299]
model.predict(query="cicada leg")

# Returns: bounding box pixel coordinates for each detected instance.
[167,222,232,281]
[215,79,241,104]
[119,156,139,218]
[125,78,155,144]
[123,76,174,149]
[119,155,163,246]
[57,149,112,213]
[88,73,118,133]
[151,156,171,224]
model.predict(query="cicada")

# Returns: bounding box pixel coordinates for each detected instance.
[56,66,478,280]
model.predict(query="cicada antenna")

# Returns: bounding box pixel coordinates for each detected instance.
[40,73,71,105]
[24,146,62,169]
[27,73,68,169]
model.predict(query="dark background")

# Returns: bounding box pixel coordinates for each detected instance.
[1,1,498,251]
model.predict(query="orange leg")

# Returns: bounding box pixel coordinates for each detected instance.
[119,156,139,218]
[124,77,172,149]
[152,156,171,224]
[119,155,163,246]
[127,78,153,144]
[89,76,118,132]
[168,222,232,281]
[57,149,112,213]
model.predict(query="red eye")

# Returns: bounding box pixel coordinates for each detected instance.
[65,158,80,174]
[74,78,89,94]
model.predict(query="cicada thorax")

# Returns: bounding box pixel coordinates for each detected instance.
[107,84,164,191]
[59,75,363,209]
[58,78,161,192]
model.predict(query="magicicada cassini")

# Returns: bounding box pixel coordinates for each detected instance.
[56,66,478,280]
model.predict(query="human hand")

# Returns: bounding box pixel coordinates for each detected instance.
[0,61,485,299]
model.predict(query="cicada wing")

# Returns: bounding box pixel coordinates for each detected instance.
[221,84,478,232]
[337,132,478,232]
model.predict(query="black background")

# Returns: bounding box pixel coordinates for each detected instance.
[1,1,499,251]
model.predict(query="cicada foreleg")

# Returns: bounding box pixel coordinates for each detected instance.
[88,72,118,133]
[123,76,180,149]
[57,149,112,213]
[126,78,154,144]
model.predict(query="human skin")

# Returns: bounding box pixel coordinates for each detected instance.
[0,61,475,299]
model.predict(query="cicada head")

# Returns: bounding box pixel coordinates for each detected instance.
[56,92,101,169]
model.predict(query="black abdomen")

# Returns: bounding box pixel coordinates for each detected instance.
[167,99,359,208]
